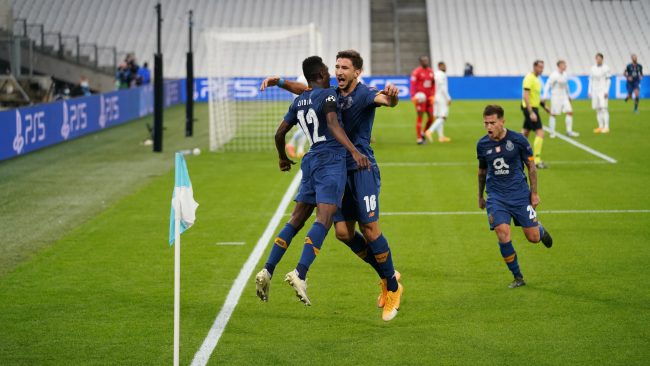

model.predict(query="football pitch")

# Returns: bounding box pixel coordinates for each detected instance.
[1,99,649,365]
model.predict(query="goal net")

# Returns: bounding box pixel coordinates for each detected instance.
[204,24,322,152]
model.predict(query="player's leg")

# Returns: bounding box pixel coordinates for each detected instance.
[548,114,557,138]
[487,201,524,288]
[423,98,434,134]
[593,96,604,133]
[532,110,546,168]
[415,98,425,144]
[514,203,553,248]
[562,98,578,136]
[634,85,640,113]
[626,82,633,102]
[601,97,610,133]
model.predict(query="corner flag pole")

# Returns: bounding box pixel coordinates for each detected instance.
[174,205,181,366]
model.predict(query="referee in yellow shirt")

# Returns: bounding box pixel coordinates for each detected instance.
[522,60,551,169]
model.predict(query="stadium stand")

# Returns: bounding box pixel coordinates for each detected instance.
[426,0,650,76]
[12,0,371,78]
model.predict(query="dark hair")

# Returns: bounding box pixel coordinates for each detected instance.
[596,53,604,59]
[302,56,325,82]
[438,61,445,67]
[336,49,363,70]
[483,104,504,119]
[533,59,544,67]
[556,60,565,67]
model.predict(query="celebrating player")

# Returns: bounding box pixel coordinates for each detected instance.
[547,60,579,138]
[410,56,435,144]
[624,54,643,113]
[589,53,612,133]
[255,56,370,306]
[259,50,404,321]
[477,105,553,288]
[521,60,550,169]
[425,61,452,143]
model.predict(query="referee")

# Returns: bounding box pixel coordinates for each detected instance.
[522,60,551,169]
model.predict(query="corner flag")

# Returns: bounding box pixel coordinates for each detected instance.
[169,152,199,245]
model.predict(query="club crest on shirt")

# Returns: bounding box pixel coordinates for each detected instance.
[338,95,353,110]
[506,140,514,151]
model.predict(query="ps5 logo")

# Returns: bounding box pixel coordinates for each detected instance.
[61,101,88,140]
[493,157,510,175]
[13,110,46,155]
[99,95,120,128]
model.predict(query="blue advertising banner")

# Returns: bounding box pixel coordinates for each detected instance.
[0,80,184,162]
[186,75,648,102]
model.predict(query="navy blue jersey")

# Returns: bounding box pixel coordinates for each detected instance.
[284,87,344,155]
[336,83,379,170]
[476,130,533,205]
[625,63,643,81]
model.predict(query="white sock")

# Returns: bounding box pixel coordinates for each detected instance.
[603,109,609,130]
[430,117,444,137]
[597,110,604,129]
[549,116,556,133]
[565,115,573,132]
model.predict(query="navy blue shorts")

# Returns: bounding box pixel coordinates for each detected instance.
[333,165,381,224]
[486,199,539,230]
[627,80,640,93]
[295,151,346,206]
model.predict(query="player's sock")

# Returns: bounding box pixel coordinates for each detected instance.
[533,136,543,164]
[343,231,384,279]
[549,115,556,133]
[565,115,573,133]
[264,223,298,275]
[295,222,328,280]
[538,224,546,242]
[603,109,610,130]
[424,116,434,132]
[416,115,423,139]
[597,110,604,129]
[634,97,639,111]
[499,241,522,278]
[368,234,398,291]
[430,117,444,136]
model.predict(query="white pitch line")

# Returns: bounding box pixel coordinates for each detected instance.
[190,171,303,366]
[381,209,650,216]
[215,242,246,246]
[380,160,607,167]
[543,126,617,163]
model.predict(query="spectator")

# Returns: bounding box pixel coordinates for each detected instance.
[137,62,151,85]
[464,62,474,77]
[79,76,91,96]
[116,63,129,89]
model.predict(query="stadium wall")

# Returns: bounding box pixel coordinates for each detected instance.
[185,76,649,102]
[0,80,183,161]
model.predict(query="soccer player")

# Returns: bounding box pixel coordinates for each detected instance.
[624,54,643,113]
[259,50,404,321]
[589,53,612,133]
[410,56,435,144]
[425,61,452,143]
[255,56,371,306]
[547,60,579,138]
[477,105,553,288]
[521,60,550,169]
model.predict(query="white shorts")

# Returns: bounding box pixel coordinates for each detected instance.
[434,99,449,117]
[591,94,608,110]
[550,96,572,115]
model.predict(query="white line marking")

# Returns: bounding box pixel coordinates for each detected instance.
[543,127,617,163]
[190,171,302,366]
[380,160,607,167]
[381,209,650,216]
[215,242,246,246]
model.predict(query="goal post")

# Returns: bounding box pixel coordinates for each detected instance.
[204,24,322,152]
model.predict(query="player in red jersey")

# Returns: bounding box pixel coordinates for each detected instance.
[410,56,435,144]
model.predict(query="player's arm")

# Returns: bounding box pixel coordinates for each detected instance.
[409,72,417,98]
[260,76,308,95]
[274,121,295,172]
[526,159,540,208]
[374,83,399,107]
[523,88,538,122]
[588,73,592,98]
[477,153,487,209]
[325,111,370,170]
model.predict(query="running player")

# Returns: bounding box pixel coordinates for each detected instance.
[624,54,643,113]
[425,61,452,143]
[477,105,553,288]
[410,56,435,144]
[547,60,579,138]
[589,53,612,133]
[255,56,370,306]
[521,60,550,169]
[259,50,404,321]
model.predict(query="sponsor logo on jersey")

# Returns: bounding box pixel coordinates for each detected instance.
[486,149,493,155]
[493,157,510,175]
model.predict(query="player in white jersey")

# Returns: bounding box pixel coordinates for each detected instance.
[425,61,452,143]
[547,60,579,138]
[588,53,612,134]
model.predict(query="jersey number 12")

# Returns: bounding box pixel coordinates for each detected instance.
[297,109,326,145]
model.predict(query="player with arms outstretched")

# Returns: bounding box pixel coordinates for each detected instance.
[589,53,612,133]
[259,50,403,321]
[255,56,370,306]
[477,105,553,288]
[410,56,435,144]
[624,54,643,113]
[547,60,579,138]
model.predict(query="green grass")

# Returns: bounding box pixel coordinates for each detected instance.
[1,99,649,365]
